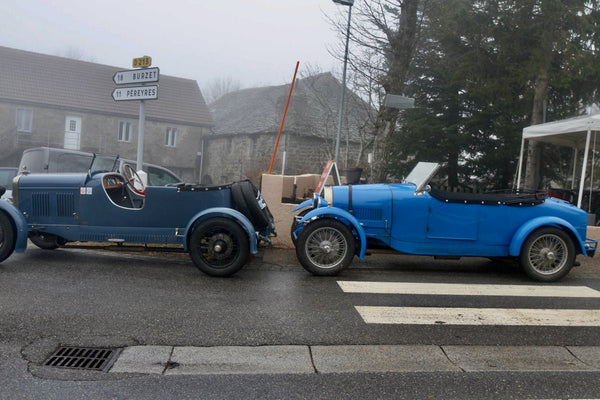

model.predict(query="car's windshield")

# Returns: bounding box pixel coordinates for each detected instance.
[403,162,440,193]
[90,155,119,173]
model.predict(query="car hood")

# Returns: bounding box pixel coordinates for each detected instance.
[17,173,88,189]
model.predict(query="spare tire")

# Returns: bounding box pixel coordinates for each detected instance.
[231,182,251,219]
[231,181,272,230]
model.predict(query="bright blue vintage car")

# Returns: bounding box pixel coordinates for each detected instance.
[292,162,597,282]
[0,155,275,277]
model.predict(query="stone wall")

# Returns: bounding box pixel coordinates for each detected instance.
[202,132,366,185]
[0,102,207,182]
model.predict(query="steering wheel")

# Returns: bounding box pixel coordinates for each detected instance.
[122,163,146,196]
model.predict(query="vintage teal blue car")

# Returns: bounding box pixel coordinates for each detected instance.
[292,162,596,282]
[0,155,275,277]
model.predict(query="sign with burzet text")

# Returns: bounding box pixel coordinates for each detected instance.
[113,67,159,85]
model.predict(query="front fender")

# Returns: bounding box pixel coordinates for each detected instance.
[185,207,258,254]
[293,194,329,212]
[509,216,587,256]
[293,199,313,212]
[295,207,367,259]
[0,201,28,253]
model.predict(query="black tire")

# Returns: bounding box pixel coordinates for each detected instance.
[29,232,65,250]
[231,183,251,220]
[296,219,356,276]
[519,227,575,282]
[240,181,271,230]
[0,212,16,263]
[189,217,249,277]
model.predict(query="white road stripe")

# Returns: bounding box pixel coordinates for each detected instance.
[356,306,600,326]
[338,281,600,298]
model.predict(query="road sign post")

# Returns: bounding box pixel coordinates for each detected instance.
[112,57,159,171]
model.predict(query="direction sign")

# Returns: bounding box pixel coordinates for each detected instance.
[132,56,152,68]
[113,67,159,85]
[112,85,158,101]
[384,94,415,109]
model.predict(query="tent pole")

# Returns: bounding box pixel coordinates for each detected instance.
[516,137,525,189]
[590,132,597,212]
[571,148,578,190]
[577,129,592,209]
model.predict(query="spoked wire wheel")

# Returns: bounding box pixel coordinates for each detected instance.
[520,227,575,282]
[296,219,355,276]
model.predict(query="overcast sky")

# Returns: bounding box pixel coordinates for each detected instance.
[1,0,345,91]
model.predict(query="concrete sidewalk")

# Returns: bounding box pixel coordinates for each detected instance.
[109,345,600,375]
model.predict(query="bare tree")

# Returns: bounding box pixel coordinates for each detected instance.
[55,46,95,62]
[328,0,423,181]
[203,76,242,104]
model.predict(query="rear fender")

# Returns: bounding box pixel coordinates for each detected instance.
[0,201,28,252]
[509,216,587,256]
[185,207,258,254]
[295,207,367,259]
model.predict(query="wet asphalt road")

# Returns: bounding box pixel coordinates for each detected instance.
[1,245,600,399]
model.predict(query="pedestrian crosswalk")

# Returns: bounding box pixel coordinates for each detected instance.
[338,281,600,327]
[337,281,600,298]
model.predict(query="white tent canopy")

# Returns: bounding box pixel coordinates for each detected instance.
[517,113,600,208]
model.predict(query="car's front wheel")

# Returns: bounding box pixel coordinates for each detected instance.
[296,219,355,276]
[189,217,249,277]
[519,227,575,282]
[0,212,16,263]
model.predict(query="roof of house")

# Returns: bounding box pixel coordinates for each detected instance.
[0,46,213,127]
[209,73,373,140]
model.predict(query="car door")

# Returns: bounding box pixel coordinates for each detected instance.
[426,199,480,241]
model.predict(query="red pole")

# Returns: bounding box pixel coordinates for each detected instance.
[268,61,300,174]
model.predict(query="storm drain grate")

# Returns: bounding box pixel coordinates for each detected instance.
[43,346,121,372]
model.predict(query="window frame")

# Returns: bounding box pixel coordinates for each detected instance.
[165,127,177,147]
[16,108,33,133]
[118,121,132,142]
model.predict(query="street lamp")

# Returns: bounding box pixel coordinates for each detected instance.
[333,0,353,165]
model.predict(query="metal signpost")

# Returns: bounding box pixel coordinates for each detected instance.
[112,56,159,171]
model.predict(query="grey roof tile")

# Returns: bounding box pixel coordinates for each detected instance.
[0,46,213,127]
[209,72,373,140]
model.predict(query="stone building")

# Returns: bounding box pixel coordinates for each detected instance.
[0,46,213,181]
[202,73,374,184]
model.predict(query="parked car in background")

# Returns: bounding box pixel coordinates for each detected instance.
[18,147,182,186]
[291,161,597,282]
[0,154,275,276]
[0,167,18,203]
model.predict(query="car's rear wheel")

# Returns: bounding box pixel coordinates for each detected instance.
[519,227,575,282]
[29,232,66,250]
[0,212,16,263]
[189,217,249,277]
[296,219,355,276]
